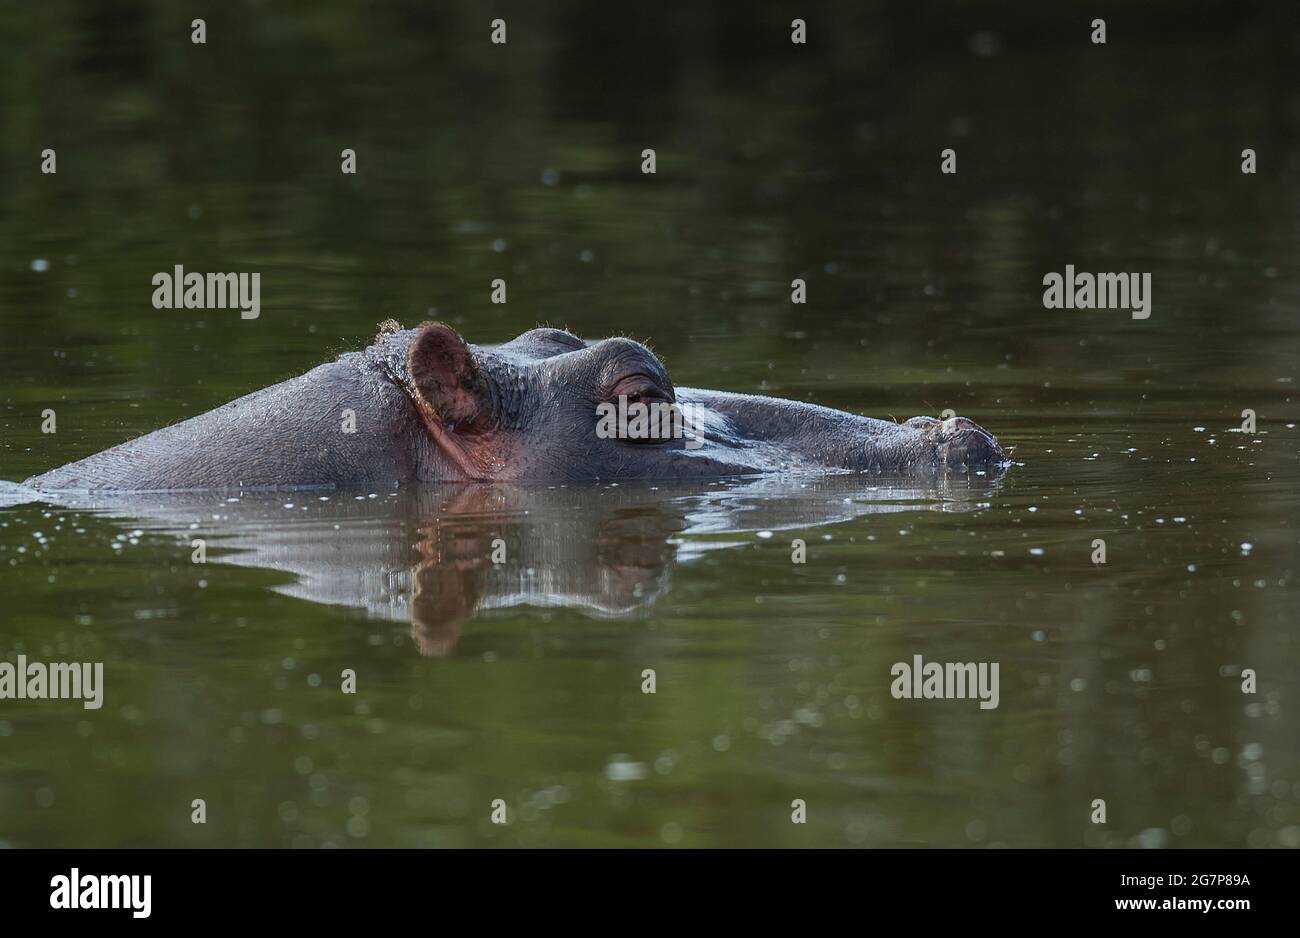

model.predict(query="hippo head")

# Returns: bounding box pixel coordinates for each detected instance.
[366,321,1007,482]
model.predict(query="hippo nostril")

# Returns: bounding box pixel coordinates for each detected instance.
[943,416,978,434]
[932,416,1005,469]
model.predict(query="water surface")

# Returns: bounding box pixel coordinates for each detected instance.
[1,1,1297,847]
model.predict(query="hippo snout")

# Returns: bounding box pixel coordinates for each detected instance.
[937,416,1005,469]
[904,415,1007,470]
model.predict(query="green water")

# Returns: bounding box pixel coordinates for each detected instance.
[1,1,1298,847]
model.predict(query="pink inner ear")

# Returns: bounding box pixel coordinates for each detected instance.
[408,325,482,427]
[405,323,498,480]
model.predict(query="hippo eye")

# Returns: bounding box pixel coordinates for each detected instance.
[609,375,672,405]
[603,374,678,446]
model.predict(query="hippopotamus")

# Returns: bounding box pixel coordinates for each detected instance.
[22,321,1006,492]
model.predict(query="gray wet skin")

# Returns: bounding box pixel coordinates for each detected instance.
[24,322,1008,492]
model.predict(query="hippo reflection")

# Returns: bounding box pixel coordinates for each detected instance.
[35,476,1001,655]
[24,323,1007,491]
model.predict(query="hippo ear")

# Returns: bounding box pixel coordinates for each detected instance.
[406,322,492,432]
[406,323,498,478]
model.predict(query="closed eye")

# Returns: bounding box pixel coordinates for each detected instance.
[608,374,673,405]
[604,375,679,446]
